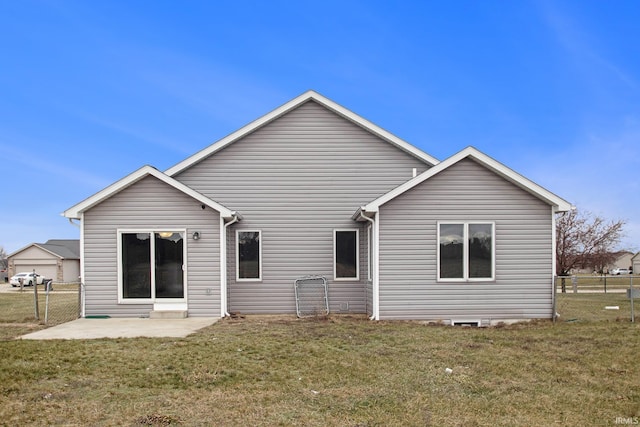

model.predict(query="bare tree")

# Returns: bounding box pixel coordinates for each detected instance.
[556,209,625,291]
[0,246,7,270]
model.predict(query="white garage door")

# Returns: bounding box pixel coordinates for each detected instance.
[14,264,57,281]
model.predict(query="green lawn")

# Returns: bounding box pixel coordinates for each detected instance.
[0,298,638,426]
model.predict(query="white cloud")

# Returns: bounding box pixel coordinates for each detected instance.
[525,122,640,251]
[530,2,640,250]
[1,213,79,255]
[1,143,111,190]
[539,1,638,93]
[65,112,197,157]
[124,46,288,127]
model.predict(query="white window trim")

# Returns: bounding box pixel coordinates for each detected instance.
[436,221,495,282]
[334,229,360,281]
[236,230,262,282]
[117,229,187,304]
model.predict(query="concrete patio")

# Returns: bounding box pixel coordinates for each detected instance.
[21,317,219,340]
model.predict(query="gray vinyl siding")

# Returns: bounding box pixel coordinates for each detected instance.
[175,100,430,314]
[378,158,554,321]
[83,176,222,318]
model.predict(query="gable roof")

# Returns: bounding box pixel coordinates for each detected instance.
[63,165,236,220]
[357,146,573,215]
[165,90,440,176]
[40,240,80,259]
[7,239,80,259]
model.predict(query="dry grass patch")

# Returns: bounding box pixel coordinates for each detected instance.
[0,313,638,426]
[556,292,636,322]
[0,290,79,329]
[0,323,46,341]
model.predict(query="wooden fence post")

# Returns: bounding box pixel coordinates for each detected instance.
[33,269,39,321]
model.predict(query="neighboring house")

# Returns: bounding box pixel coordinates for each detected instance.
[607,251,633,272]
[7,239,80,283]
[573,250,634,274]
[64,91,572,323]
[632,252,640,275]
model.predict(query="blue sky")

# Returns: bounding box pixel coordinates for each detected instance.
[1,0,639,254]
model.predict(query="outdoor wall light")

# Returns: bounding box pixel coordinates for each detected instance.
[192,231,201,240]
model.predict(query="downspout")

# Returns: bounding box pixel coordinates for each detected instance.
[221,213,240,317]
[551,207,558,321]
[357,210,378,321]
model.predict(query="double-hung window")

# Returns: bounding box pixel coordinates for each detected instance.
[438,222,494,281]
[237,230,262,281]
[334,229,359,280]
[119,231,185,302]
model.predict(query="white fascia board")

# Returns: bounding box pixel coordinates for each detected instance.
[364,146,573,212]
[307,92,440,166]
[165,90,439,177]
[63,165,236,219]
[460,147,574,212]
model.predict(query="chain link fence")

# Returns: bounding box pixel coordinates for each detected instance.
[294,275,329,317]
[0,282,82,326]
[3,275,635,326]
[554,275,637,323]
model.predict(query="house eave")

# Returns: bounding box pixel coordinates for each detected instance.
[363,146,573,213]
[351,207,377,222]
[63,165,236,219]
